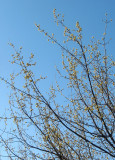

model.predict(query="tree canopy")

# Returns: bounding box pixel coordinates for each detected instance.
[0,10,115,160]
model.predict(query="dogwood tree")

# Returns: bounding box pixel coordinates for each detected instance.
[0,10,115,160]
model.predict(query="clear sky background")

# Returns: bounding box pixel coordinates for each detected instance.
[0,0,115,158]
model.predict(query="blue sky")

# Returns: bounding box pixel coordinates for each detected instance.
[0,0,115,128]
[0,0,115,158]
